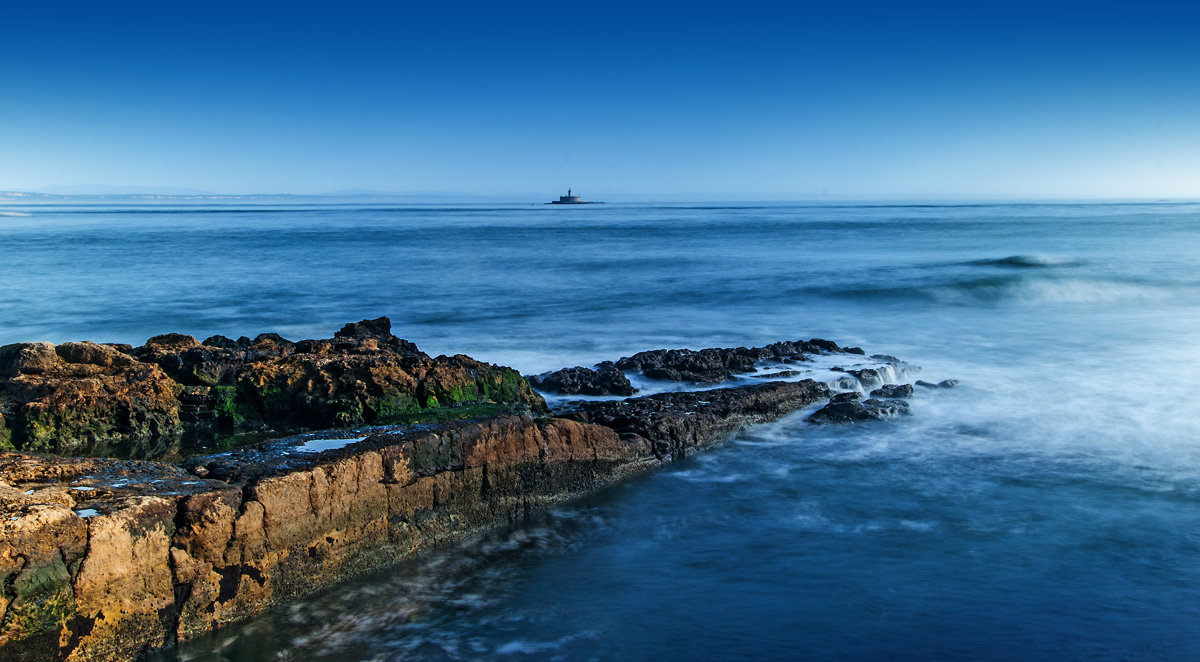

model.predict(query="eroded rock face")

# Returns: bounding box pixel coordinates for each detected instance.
[612,339,854,384]
[0,318,547,458]
[527,366,637,396]
[0,414,638,661]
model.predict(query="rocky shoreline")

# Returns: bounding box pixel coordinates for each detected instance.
[0,321,935,661]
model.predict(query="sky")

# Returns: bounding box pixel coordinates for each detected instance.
[2,1,1198,199]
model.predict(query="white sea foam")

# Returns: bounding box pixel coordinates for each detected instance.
[75,509,99,518]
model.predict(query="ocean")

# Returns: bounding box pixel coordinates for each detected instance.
[3,200,1199,660]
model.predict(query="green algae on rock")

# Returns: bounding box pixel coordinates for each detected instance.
[0,318,547,460]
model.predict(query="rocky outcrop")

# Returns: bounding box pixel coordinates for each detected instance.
[613,339,860,383]
[0,319,546,459]
[916,379,960,389]
[0,372,840,661]
[870,384,914,399]
[567,379,832,459]
[0,342,183,458]
[807,391,912,423]
[526,365,637,396]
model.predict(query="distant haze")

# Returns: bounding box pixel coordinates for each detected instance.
[1,1,1197,200]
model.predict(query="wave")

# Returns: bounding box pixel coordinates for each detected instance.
[962,254,1081,268]
[826,274,1179,305]
[0,211,31,217]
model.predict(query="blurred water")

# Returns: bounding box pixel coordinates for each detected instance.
[5,201,1200,660]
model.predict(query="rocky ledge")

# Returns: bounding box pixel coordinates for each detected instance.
[0,318,545,459]
[0,331,941,662]
[528,339,867,395]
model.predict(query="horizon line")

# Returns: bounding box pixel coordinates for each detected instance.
[0,189,1197,205]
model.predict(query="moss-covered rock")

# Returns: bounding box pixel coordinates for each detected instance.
[0,318,547,459]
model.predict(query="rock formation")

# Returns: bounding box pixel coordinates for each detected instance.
[526,365,637,396]
[0,373,839,661]
[0,319,545,459]
[612,339,862,383]
[0,325,935,661]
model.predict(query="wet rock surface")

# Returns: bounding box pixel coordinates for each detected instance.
[871,384,914,399]
[0,318,546,459]
[807,392,913,423]
[526,366,637,396]
[612,339,851,383]
[567,379,833,460]
[916,379,960,389]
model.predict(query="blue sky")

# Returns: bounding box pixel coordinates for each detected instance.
[2,1,1197,199]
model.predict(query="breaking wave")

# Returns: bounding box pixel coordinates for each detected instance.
[962,254,1081,268]
[828,274,1181,306]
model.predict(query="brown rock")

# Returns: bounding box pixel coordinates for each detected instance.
[0,342,60,378]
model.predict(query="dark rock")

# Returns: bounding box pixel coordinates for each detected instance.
[844,346,866,355]
[615,347,757,383]
[862,398,911,416]
[612,338,854,384]
[870,384,914,398]
[202,335,240,349]
[334,316,393,340]
[807,399,877,423]
[140,332,201,352]
[749,370,806,379]
[808,394,911,423]
[574,379,832,460]
[844,367,886,388]
[915,379,958,389]
[830,391,860,403]
[527,366,637,396]
[251,332,293,349]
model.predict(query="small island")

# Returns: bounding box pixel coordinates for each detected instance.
[546,188,603,204]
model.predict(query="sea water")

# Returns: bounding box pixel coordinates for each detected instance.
[3,200,1200,660]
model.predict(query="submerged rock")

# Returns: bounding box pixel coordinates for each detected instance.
[527,366,637,396]
[916,379,960,389]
